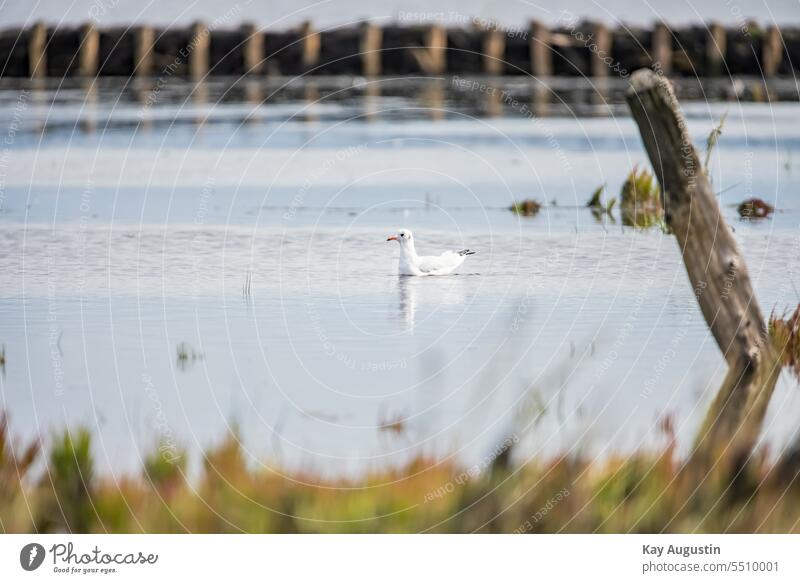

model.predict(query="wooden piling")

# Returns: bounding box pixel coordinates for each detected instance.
[78,23,99,77]
[300,21,320,68]
[483,29,505,75]
[2,21,800,80]
[134,26,154,76]
[626,68,780,459]
[360,23,382,76]
[529,21,552,77]
[189,21,210,79]
[28,22,47,78]
[591,23,611,78]
[411,25,446,74]
[652,23,672,74]
[240,23,263,74]
[762,25,783,77]
[706,23,727,76]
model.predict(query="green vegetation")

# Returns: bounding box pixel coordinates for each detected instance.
[2,412,800,533]
[586,184,616,220]
[510,199,542,217]
[620,166,663,227]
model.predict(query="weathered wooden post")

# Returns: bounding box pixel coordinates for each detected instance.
[652,23,672,74]
[411,25,446,74]
[300,21,320,69]
[483,28,505,75]
[591,23,611,78]
[240,23,263,74]
[134,26,154,76]
[706,23,727,77]
[625,69,780,459]
[28,22,47,78]
[762,25,783,77]
[529,21,552,77]
[189,21,210,79]
[360,23,382,76]
[78,23,99,77]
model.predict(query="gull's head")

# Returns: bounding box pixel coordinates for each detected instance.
[386,229,413,245]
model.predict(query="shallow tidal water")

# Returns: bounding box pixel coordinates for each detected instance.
[1,77,799,477]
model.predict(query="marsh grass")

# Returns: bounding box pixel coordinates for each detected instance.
[704,112,728,177]
[37,428,94,533]
[586,184,617,221]
[242,271,252,298]
[176,342,203,371]
[2,413,800,533]
[620,167,663,227]
[769,305,800,380]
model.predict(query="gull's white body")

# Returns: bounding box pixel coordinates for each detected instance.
[387,229,475,276]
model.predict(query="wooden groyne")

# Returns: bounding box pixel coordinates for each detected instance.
[0,20,797,79]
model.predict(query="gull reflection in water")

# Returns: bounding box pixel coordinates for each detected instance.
[398,276,418,332]
[397,276,467,333]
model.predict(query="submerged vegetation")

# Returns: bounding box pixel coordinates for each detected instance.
[2,413,800,533]
[619,166,663,227]
[738,198,775,219]
[586,184,616,220]
[510,199,542,217]
[176,342,204,371]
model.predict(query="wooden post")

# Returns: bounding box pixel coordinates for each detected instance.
[28,22,47,78]
[240,23,263,74]
[360,23,382,76]
[411,25,446,74]
[304,81,319,122]
[706,23,727,77]
[762,25,783,77]
[652,23,672,74]
[529,21,551,77]
[483,29,505,75]
[625,69,780,457]
[78,23,99,77]
[486,81,502,116]
[590,23,611,78]
[421,78,444,120]
[189,21,210,79]
[134,26,154,76]
[363,81,380,121]
[300,21,320,68]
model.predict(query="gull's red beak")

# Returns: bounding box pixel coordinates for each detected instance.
[386,235,398,241]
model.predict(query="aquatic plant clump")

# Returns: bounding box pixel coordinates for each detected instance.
[586,184,616,220]
[738,198,774,219]
[769,305,800,381]
[620,166,663,227]
[510,199,542,217]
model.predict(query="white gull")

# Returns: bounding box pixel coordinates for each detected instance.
[386,229,475,276]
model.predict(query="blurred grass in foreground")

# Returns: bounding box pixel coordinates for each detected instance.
[2,412,800,533]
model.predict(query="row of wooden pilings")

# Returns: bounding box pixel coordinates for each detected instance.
[2,20,796,79]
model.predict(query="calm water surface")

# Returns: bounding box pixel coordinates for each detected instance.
[1,77,799,476]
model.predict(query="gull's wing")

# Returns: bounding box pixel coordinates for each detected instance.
[416,251,469,275]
